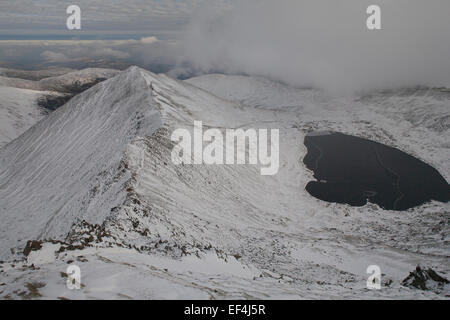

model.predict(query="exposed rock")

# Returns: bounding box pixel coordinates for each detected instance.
[23,240,42,257]
[402,266,449,293]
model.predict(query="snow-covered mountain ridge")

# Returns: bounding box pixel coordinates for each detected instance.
[0,67,448,299]
[0,67,161,260]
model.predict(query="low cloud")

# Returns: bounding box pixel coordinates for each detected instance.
[181,0,450,94]
[2,1,449,93]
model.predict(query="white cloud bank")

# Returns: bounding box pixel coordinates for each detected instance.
[181,0,450,93]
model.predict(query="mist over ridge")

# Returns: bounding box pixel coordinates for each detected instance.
[181,0,450,94]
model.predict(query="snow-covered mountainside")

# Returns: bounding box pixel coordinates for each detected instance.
[187,74,449,179]
[0,68,120,148]
[0,86,67,148]
[0,67,161,259]
[0,68,448,299]
[186,74,312,110]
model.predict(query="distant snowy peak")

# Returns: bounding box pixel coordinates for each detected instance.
[40,68,120,93]
[0,68,119,93]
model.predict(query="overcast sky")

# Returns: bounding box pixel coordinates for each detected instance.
[0,0,233,39]
[183,0,450,93]
[1,0,449,94]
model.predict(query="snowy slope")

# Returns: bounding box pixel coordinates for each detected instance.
[0,86,43,148]
[0,68,120,148]
[0,67,161,259]
[0,86,68,148]
[186,73,313,110]
[0,68,448,299]
[186,74,450,180]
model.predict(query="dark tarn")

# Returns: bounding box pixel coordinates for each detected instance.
[303,132,449,211]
